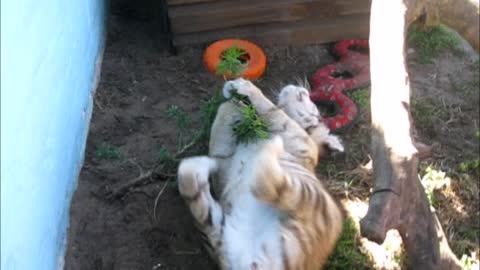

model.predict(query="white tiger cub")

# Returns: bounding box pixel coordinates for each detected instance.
[177,78,344,270]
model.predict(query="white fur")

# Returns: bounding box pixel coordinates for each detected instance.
[220,141,284,270]
[278,85,321,130]
[178,79,344,270]
[277,84,344,153]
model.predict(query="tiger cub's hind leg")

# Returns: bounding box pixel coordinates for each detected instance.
[177,157,225,264]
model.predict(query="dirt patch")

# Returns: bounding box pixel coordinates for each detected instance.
[407,46,480,259]
[65,3,479,270]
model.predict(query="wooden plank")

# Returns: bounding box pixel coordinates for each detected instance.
[172,12,370,46]
[167,0,218,6]
[169,0,371,34]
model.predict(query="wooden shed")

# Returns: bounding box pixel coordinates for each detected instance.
[166,0,371,46]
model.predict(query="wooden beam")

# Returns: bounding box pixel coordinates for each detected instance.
[172,13,370,46]
[168,0,370,34]
[167,0,218,6]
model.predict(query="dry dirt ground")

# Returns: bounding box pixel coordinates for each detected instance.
[65,4,479,270]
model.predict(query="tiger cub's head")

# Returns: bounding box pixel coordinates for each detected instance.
[277,84,321,131]
[277,84,345,155]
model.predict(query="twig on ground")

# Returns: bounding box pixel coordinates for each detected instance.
[153,178,171,222]
[106,132,203,199]
[106,167,155,199]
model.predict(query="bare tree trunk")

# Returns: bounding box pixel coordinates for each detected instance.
[359,0,479,268]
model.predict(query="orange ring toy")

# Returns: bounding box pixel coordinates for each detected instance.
[203,39,267,80]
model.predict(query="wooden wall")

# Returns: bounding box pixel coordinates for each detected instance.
[166,0,371,46]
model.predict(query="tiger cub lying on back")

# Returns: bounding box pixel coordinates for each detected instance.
[178,78,344,270]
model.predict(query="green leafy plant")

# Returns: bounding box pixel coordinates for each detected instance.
[165,92,224,153]
[165,104,195,153]
[153,90,268,179]
[95,143,121,160]
[158,145,173,163]
[460,254,479,270]
[408,24,459,64]
[161,93,225,162]
[165,104,191,131]
[199,90,225,141]
[420,166,450,207]
[232,104,269,144]
[216,45,248,78]
[114,95,224,199]
[220,90,270,144]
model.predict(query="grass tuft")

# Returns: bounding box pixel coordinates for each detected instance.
[95,143,121,160]
[325,217,374,269]
[408,24,459,64]
[347,88,370,110]
[317,161,337,177]
[458,159,480,174]
[410,97,447,135]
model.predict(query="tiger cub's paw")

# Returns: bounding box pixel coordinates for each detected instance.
[222,78,257,99]
[177,156,217,199]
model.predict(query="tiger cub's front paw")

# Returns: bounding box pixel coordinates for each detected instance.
[222,78,257,99]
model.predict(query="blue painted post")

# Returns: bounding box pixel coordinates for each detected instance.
[1,0,106,269]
